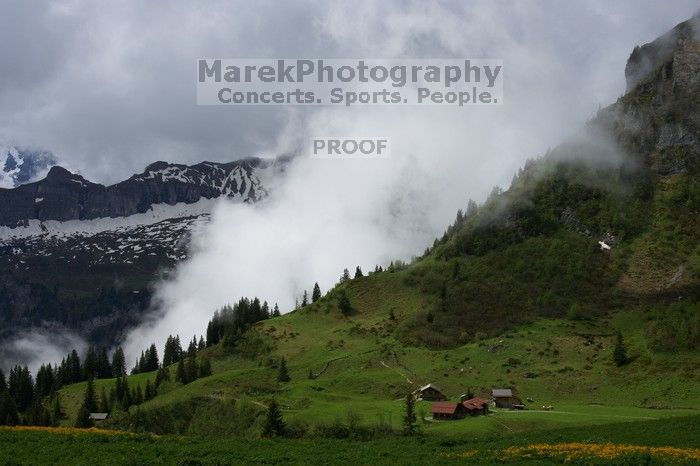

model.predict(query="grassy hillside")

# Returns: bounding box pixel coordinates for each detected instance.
[54,131,700,438]
[48,124,699,449]
[54,267,699,437]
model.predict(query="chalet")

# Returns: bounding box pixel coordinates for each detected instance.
[432,402,467,420]
[462,397,489,416]
[413,383,447,401]
[491,388,519,409]
[89,412,109,422]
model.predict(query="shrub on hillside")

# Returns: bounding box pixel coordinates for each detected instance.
[645,302,700,352]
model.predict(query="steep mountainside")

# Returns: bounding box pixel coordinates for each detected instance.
[0,157,286,349]
[400,11,700,346]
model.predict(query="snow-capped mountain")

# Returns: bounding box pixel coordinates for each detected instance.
[0,158,278,228]
[0,146,58,189]
[0,156,286,348]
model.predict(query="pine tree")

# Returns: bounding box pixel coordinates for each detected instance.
[402,393,418,436]
[312,283,322,302]
[354,266,363,278]
[206,321,217,347]
[184,355,198,384]
[50,396,63,425]
[455,208,464,224]
[146,344,159,371]
[133,350,146,374]
[9,365,35,411]
[155,367,170,387]
[27,399,51,426]
[272,303,281,317]
[112,347,126,377]
[262,399,285,437]
[199,358,212,378]
[83,346,97,380]
[118,376,132,410]
[466,199,478,217]
[74,403,93,428]
[301,290,308,307]
[144,380,154,401]
[83,378,98,413]
[0,369,6,392]
[133,384,143,405]
[613,330,628,367]
[96,347,112,379]
[341,268,351,283]
[187,336,198,357]
[113,375,131,411]
[68,349,82,383]
[163,335,178,366]
[35,364,54,398]
[277,358,290,383]
[176,357,186,384]
[0,391,19,426]
[338,290,352,316]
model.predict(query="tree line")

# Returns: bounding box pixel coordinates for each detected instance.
[0,345,129,427]
[205,297,276,347]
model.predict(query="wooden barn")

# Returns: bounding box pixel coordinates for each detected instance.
[462,397,489,416]
[431,402,467,420]
[491,389,519,409]
[414,383,447,401]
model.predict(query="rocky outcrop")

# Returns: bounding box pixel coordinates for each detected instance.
[596,12,700,176]
[625,11,700,92]
[0,158,275,227]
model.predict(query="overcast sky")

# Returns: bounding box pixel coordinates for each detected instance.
[0,0,698,184]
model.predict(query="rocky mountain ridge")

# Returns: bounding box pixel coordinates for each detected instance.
[0,158,278,228]
[0,156,286,351]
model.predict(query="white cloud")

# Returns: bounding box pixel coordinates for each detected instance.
[0,326,86,374]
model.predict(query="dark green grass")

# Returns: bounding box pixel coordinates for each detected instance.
[1,415,698,465]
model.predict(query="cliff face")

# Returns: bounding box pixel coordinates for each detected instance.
[625,11,700,92]
[0,158,271,227]
[599,12,700,176]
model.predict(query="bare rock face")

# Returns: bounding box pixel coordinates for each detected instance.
[595,12,700,176]
[0,158,273,227]
[625,11,700,93]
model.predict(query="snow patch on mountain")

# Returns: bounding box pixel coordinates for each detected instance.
[131,161,271,201]
[0,197,223,241]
